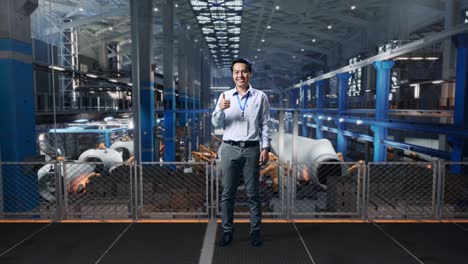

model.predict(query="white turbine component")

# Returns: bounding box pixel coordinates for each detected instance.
[38,163,95,202]
[110,140,134,161]
[270,132,341,189]
[78,148,124,172]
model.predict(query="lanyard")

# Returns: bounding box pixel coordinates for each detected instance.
[236,91,250,120]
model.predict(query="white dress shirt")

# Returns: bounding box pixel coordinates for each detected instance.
[212,85,271,149]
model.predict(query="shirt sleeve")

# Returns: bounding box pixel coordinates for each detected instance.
[211,93,225,129]
[259,93,271,149]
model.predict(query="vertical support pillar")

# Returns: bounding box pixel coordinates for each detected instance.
[337,73,350,158]
[314,80,326,139]
[372,61,394,162]
[0,0,38,212]
[186,35,194,156]
[301,85,308,137]
[440,0,458,152]
[451,34,468,162]
[177,27,187,127]
[163,0,176,162]
[130,0,154,162]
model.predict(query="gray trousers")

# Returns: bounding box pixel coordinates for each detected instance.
[220,144,261,233]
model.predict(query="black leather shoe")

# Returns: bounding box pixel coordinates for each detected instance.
[250,230,263,247]
[218,231,233,247]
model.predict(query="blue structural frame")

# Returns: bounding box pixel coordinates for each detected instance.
[337,73,350,157]
[141,81,155,161]
[452,34,468,162]
[314,80,326,139]
[301,85,309,137]
[274,41,468,162]
[164,90,176,162]
[0,38,38,212]
[372,60,394,161]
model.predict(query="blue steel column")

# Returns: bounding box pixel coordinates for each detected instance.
[177,27,188,127]
[452,34,468,162]
[314,80,326,139]
[301,85,309,137]
[163,1,176,162]
[337,73,350,157]
[130,0,154,162]
[372,61,395,161]
[0,0,38,212]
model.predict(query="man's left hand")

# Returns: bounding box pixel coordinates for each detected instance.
[259,149,269,166]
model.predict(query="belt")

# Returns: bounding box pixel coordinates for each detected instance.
[223,141,259,148]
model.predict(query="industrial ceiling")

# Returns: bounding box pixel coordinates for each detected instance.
[34,0,461,90]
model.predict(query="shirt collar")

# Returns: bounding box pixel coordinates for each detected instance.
[232,85,255,96]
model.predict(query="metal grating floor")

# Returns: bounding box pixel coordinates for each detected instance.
[0,222,467,264]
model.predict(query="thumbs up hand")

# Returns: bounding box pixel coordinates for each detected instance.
[219,93,230,110]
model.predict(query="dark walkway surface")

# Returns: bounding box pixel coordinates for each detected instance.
[0,222,467,264]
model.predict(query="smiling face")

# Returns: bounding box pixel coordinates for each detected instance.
[232,62,251,90]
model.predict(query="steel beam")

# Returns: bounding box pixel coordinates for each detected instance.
[290,22,468,90]
[163,0,176,162]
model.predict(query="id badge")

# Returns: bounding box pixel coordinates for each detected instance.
[237,119,249,137]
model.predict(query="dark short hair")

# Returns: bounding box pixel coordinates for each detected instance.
[231,58,252,73]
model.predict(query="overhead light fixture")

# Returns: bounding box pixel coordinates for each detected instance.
[257,48,261,52]
[327,117,332,121]
[194,39,198,42]
[292,56,296,59]
[254,56,257,59]
[395,57,409,60]
[86,73,98,78]
[312,38,316,42]
[432,80,444,84]
[425,57,439,60]
[410,57,424,60]
[356,120,363,125]
[187,25,191,30]
[153,7,158,12]
[301,48,304,52]
[350,5,356,10]
[109,79,118,83]
[49,66,65,71]
[261,39,265,42]
[79,7,84,12]
[127,83,133,86]
[275,6,280,10]
[108,27,113,31]
[339,118,344,123]
[175,4,178,8]
[318,116,324,120]
[267,25,271,29]
[327,25,332,29]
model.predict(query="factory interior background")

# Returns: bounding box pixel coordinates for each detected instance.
[1,0,468,263]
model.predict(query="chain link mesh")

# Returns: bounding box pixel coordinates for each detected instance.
[63,162,132,219]
[215,162,287,218]
[367,162,436,219]
[0,162,57,219]
[140,162,208,218]
[441,162,468,218]
[292,162,361,217]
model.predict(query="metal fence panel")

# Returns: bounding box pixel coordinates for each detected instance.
[139,162,209,219]
[291,162,362,218]
[367,162,437,219]
[0,162,57,219]
[62,162,132,219]
[441,162,468,218]
[215,162,287,218]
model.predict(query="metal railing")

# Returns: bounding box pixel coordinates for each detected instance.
[1,161,467,221]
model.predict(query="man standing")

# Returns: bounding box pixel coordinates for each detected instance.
[212,58,271,247]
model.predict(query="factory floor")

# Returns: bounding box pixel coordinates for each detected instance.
[0,221,467,264]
